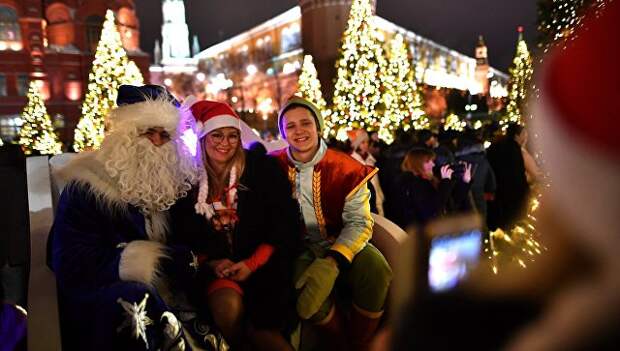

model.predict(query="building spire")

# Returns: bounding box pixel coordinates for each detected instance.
[154,39,162,65]
[475,34,488,65]
[161,0,191,61]
[191,35,200,57]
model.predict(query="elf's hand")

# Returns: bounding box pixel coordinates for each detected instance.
[295,257,339,319]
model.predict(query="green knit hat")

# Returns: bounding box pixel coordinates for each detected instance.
[277,96,324,136]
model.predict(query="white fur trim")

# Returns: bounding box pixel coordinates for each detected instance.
[145,211,170,243]
[109,98,180,135]
[55,152,126,212]
[197,114,240,138]
[56,153,172,242]
[119,240,169,286]
[531,86,620,258]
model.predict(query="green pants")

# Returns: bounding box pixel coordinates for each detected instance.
[293,244,393,322]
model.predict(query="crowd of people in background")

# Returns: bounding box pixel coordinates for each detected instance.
[326,121,539,233]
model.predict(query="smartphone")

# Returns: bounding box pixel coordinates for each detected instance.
[428,229,482,292]
[424,214,483,293]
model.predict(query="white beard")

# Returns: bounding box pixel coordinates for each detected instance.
[97,132,198,213]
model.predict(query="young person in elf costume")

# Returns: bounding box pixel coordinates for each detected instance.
[170,100,302,350]
[271,97,393,351]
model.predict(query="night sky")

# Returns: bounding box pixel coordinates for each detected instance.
[133,0,538,72]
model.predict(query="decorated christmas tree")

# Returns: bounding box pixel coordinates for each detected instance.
[73,9,144,152]
[502,28,534,127]
[18,81,62,155]
[537,0,607,52]
[295,55,331,136]
[380,33,426,143]
[124,60,145,86]
[330,0,387,137]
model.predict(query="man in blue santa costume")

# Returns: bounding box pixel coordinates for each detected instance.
[49,85,218,350]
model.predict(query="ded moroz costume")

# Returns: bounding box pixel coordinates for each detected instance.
[49,85,226,350]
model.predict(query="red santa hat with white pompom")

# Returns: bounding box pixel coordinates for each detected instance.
[190,100,241,139]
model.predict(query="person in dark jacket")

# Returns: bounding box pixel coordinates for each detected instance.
[170,100,302,350]
[394,148,472,229]
[0,144,29,309]
[456,130,497,222]
[486,124,529,230]
[377,128,415,222]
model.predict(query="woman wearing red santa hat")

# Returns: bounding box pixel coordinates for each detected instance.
[170,100,302,350]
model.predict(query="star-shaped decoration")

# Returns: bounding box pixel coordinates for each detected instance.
[189,250,199,272]
[117,293,153,348]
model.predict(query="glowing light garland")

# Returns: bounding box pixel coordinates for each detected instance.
[330,0,387,139]
[18,81,62,155]
[537,0,608,54]
[485,189,546,274]
[73,9,144,152]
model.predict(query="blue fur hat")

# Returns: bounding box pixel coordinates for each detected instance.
[117,84,180,107]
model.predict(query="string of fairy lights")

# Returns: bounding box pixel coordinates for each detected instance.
[537,0,609,55]
[485,191,546,274]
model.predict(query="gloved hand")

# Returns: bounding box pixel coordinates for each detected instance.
[295,257,339,319]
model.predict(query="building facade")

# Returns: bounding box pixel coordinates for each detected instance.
[0,0,149,145]
[151,0,508,130]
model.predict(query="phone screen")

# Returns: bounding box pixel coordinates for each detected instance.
[428,229,482,292]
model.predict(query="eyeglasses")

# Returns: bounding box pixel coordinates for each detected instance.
[207,132,240,145]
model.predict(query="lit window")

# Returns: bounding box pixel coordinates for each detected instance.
[0,6,22,50]
[16,74,28,96]
[64,81,82,101]
[246,64,257,76]
[280,24,301,53]
[0,74,6,96]
[0,114,21,142]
